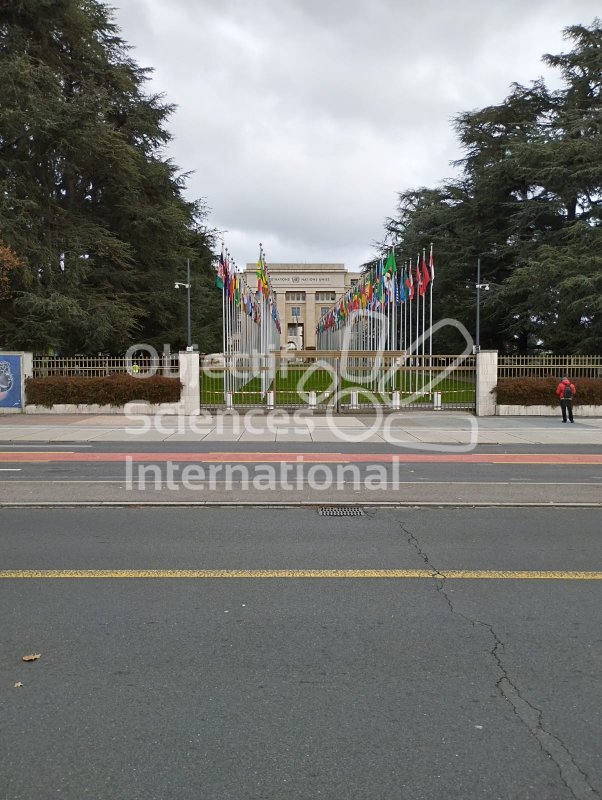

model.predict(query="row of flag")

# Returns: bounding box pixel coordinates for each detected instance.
[316,246,434,334]
[255,245,281,333]
[215,246,281,333]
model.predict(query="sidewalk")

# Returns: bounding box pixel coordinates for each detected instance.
[1,412,602,445]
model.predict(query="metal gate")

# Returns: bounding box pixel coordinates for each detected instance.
[200,351,476,412]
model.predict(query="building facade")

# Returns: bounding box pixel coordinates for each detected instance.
[245,263,362,349]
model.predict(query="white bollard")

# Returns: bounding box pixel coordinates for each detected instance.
[434,391,442,410]
[225,391,233,410]
[309,390,317,409]
[392,391,400,410]
[350,390,359,410]
[267,390,274,410]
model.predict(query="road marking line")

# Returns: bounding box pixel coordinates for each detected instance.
[1,452,602,464]
[2,501,602,508]
[1,569,601,580]
[0,445,91,448]
[4,479,601,485]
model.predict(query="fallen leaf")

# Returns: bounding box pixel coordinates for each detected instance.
[14,682,23,688]
[21,653,41,662]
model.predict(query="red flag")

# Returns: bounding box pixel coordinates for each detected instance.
[420,253,430,295]
[415,256,423,297]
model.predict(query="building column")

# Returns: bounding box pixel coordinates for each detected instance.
[475,350,498,417]
[179,351,200,415]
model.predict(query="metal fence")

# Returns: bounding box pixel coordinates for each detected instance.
[200,351,476,411]
[32,354,179,378]
[498,355,602,380]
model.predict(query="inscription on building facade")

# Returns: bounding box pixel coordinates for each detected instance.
[271,276,331,285]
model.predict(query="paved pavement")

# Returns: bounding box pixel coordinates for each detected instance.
[1,412,602,444]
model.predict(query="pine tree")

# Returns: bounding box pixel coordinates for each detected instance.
[382,19,602,354]
[0,0,221,353]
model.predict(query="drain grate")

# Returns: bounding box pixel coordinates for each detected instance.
[318,506,365,517]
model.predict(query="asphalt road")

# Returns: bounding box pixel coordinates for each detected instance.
[1,507,601,800]
[1,442,602,505]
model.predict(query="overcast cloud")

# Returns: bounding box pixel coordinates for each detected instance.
[112,0,601,270]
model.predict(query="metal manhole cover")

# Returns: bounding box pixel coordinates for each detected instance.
[318,506,365,517]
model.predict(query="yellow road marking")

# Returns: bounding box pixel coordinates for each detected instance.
[1,569,601,580]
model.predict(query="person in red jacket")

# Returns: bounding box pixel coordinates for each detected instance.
[556,377,576,423]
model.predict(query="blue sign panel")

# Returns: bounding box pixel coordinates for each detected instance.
[0,355,22,408]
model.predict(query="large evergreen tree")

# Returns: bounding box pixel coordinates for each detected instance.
[0,0,221,354]
[382,20,602,354]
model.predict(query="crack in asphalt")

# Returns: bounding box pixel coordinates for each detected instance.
[401,521,599,800]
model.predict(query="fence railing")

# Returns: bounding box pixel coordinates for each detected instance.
[498,355,602,380]
[32,354,179,378]
[200,351,476,410]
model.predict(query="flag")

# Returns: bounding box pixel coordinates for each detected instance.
[256,248,268,296]
[415,255,424,297]
[384,270,394,303]
[420,252,430,295]
[216,249,225,290]
[398,273,406,304]
[374,259,385,305]
[223,260,230,297]
[229,270,237,301]
[385,248,397,275]
[405,262,414,301]
[429,247,435,283]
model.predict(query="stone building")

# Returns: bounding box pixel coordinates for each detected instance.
[245,262,362,349]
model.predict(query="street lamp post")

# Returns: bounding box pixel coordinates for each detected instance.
[474,257,489,352]
[174,259,192,351]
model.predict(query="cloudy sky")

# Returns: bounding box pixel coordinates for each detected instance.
[111,0,600,270]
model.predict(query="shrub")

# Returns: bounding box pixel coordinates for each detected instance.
[493,378,602,406]
[25,374,181,407]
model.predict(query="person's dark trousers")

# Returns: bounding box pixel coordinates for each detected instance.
[560,399,574,422]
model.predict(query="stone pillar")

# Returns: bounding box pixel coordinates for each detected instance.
[22,352,33,411]
[305,296,316,349]
[22,352,34,381]
[475,350,498,417]
[178,351,200,415]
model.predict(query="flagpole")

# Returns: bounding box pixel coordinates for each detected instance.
[422,247,426,394]
[429,243,434,388]
[224,249,228,396]
[225,249,230,397]
[221,255,226,400]
[392,251,397,354]
[261,244,264,397]
[414,253,422,392]
[406,259,411,395]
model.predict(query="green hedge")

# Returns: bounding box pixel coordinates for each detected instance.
[493,378,602,406]
[25,374,181,407]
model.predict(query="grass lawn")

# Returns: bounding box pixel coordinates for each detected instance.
[201,367,475,407]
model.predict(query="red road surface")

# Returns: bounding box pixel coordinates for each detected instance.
[1,451,602,464]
